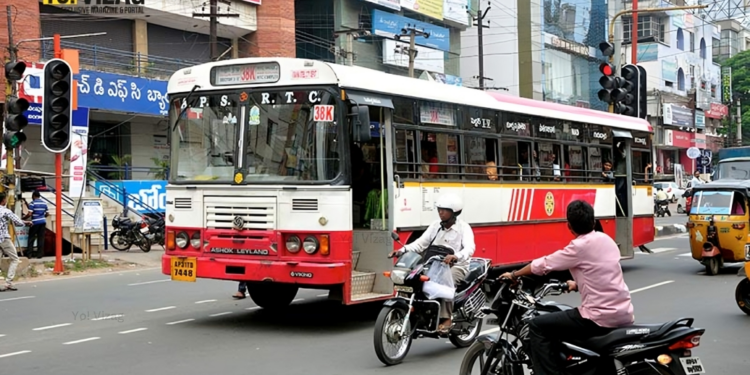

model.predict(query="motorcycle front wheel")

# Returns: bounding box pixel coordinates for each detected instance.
[135,233,152,252]
[735,278,750,315]
[109,231,132,251]
[459,340,522,375]
[373,306,412,366]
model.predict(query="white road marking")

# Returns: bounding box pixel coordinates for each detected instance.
[209,312,232,317]
[91,314,124,321]
[650,247,676,253]
[480,327,500,335]
[678,253,692,257]
[0,296,35,302]
[317,293,328,297]
[0,350,31,358]
[145,306,176,312]
[33,323,72,331]
[630,280,675,294]
[0,334,5,338]
[13,266,161,285]
[245,306,260,311]
[195,299,216,304]
[291,298,304,303]
[63,337,100,345]
[166,319,194,325]
[128,279,169,286]
[119,328,148,334]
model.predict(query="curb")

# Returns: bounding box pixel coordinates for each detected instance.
[655,224,687,238]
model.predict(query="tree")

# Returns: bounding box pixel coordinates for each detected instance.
[721,50,750,144]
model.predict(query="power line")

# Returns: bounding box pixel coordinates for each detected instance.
[192,0,239,60]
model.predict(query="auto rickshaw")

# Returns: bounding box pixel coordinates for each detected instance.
[687,179,750,275]
[736,261,750,315]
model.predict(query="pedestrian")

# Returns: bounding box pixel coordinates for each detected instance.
[0,192,33,291]
[24,191,48,259]
[233,281,247,299]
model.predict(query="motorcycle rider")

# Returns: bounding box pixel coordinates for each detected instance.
[389,193,475,334]
[654,187,669,214]
[500,200,634,375]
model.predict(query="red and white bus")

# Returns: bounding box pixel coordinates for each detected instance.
[163,57,654,309]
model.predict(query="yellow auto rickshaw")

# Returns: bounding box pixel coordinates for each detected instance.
[687,180,750,275]
[736,261,750,315]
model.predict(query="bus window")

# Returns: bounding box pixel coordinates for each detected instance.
[566,145,585,182]
[518,141,538,181]
[537,142,560,181]
[500,141,520,180]
[632,150,652,183]
[393,128,417,179]
[421,132,460,179]
[463,136,498,180]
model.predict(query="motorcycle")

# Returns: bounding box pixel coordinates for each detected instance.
[373,232,491,366]
[141,215,165,246]
[459,276,707,375]
[736,259,750,315]
[655,199,671,217]
[109,214,152,252]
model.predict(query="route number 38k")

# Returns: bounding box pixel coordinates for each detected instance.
[313,105,334,122]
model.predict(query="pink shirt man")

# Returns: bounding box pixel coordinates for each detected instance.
[531,230,634,328]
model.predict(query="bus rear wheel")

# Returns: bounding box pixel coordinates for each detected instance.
[247,283,299,310]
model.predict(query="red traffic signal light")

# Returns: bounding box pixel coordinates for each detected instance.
[599,62,614,76]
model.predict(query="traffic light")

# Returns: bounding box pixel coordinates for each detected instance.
[636,65,648,119]
[41,58,72,153]
[4,61,29,149]
[597,41,628,109]
[617,64,639,117]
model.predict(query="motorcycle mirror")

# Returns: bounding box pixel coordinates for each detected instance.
[390,232,400,242]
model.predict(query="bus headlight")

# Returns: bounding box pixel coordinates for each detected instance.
[286,235,301,253]
[190,232,201,249]
[176,231,189,249]
[303,236,319,254]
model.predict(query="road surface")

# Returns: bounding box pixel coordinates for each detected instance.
[0,233,746,375]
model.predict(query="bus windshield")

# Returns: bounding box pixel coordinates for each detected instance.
[717,160,750,180]
[169,88,342,183]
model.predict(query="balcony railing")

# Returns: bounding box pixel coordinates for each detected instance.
[40,40,208,79]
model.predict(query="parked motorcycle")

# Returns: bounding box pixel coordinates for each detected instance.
[655,199,671,217]
[141,215,165,246]
[459,276,707,375]
[373,232,491,366]
[110,215,152,252]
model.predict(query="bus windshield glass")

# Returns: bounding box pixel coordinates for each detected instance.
[169,88,341,183]
[717,160,750,180]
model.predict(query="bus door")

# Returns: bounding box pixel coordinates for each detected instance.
[612,129,635,259]
[346,92,396,301]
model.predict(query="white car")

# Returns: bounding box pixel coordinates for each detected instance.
[653,182,685,203]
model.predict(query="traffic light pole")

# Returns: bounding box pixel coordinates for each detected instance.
[4,6,17,242]
[53,34,63,274]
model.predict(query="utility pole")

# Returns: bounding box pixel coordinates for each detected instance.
[631,0,638,65]
[469,2,491,89]
[4,6,17,232]
[397,25,429,78]
[193,0,239,60]
[332,29,370,66]
[736,94,742,146]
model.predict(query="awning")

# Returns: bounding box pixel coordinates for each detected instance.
[345,91,394,109]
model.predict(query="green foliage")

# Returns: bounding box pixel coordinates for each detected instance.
[721,51,750,144]
[149,157,169,180]
[109,154,132,180]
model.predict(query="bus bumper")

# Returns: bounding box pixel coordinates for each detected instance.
[161,254,348,285]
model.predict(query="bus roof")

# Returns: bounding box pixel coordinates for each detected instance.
[168,57,653,134]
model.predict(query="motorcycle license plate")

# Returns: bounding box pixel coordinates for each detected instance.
[679,357,706,374]
[394,286,413,293]
[140,227,150,233]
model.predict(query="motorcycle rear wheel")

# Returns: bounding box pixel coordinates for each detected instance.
[373,306,412,366]
[449,319,482,348]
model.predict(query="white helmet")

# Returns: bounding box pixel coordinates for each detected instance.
[435,193,463,215]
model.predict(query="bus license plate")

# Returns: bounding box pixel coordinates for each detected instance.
[171,257,197,282]
[394,286,413,293]
[679,357,706,374]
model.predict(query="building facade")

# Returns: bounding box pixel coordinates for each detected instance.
[295,0,470,84]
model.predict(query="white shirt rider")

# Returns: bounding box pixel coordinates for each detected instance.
[400,218,475,275]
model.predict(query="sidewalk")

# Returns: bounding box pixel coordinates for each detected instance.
[27,245,164,268]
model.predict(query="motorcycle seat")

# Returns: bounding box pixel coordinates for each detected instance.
[455,259,487,293]
[569,322,671,351]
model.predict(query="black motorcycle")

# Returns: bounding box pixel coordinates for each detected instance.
[109,215,152,252]
[141,215,165,247]
[459,276,707,375]
[655,199,671,217]
[373,233,491,366]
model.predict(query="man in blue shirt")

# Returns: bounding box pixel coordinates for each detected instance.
[0,193,32,291]
[25,191,48,259]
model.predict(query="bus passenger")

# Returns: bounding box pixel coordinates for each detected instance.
[485,161,498,180]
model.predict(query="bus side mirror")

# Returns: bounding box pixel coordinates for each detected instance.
[351,105,372,143]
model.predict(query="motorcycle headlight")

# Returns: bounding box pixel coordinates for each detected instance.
[390,269,408,284]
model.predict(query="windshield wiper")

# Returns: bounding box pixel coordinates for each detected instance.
[171,85,201,132]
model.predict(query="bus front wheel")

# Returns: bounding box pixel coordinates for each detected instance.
[247,283,299,310]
